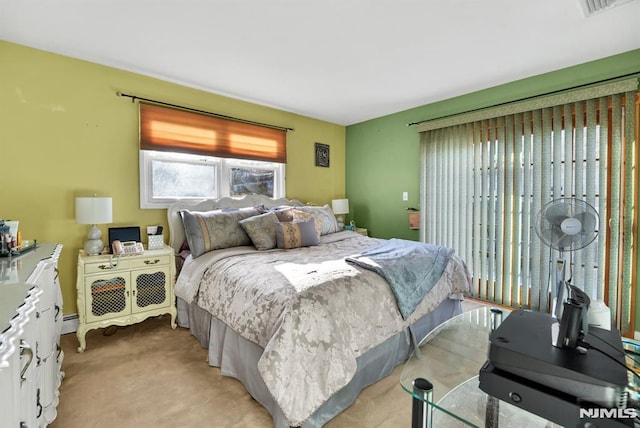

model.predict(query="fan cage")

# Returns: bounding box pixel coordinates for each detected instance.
[535,198,599,252]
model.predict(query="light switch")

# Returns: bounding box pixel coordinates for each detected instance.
[402,192,408,201]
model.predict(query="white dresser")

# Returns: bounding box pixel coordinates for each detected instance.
[0,244,64,427]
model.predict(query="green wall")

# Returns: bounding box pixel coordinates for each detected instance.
[346,49,640,239]
[1,41,346,315]
[345,48,640,324]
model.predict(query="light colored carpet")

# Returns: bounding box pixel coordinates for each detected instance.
[51,299,487,428]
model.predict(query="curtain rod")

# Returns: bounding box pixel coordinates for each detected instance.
[406,71,640,127]
[116,92,295,132]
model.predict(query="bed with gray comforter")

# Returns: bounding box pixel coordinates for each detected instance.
[168,195,471,427]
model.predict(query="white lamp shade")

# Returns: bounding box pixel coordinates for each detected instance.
[331,199,349,215]
[75,197,113,224]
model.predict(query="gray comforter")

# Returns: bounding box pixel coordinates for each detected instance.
[174,231,470,426]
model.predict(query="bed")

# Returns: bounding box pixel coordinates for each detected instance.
[167,195,471,427]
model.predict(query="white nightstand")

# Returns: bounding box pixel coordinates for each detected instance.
[356,228,368,236]
[75,245,177,352]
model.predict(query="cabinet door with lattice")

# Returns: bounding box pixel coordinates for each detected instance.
[131,267,171,313]
[84,273,132,323]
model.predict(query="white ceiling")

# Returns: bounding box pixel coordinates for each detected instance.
[1,0,639,126]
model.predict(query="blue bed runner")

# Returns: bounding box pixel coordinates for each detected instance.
[346,239,453,319]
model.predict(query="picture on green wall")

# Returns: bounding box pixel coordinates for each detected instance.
[315,142,330,167]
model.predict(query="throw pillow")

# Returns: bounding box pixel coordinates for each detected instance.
[180,207,260,257]
[239,211,279,251]
[295,205,339,235]
[275,220,320,249]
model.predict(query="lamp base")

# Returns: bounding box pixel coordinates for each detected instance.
[84,224,105,255]
[84,239,104,256]
[337,216,345,230]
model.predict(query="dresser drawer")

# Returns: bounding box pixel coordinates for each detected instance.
[130,254,171,269]
[84,258,132,274]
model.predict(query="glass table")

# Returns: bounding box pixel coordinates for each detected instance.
[400,306,560,427]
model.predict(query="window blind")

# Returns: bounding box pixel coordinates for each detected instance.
[419,82,639,335]
[139,102,287,163]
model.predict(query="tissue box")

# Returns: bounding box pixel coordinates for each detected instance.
[147,234,165,250]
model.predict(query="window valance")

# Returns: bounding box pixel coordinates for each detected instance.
[140,102,287,163]
[415,78,638,133]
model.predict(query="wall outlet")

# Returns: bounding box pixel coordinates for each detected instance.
[402,191,408,201]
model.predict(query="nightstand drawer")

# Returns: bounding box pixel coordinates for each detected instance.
[130,254,171,269]
[84,259,132,274]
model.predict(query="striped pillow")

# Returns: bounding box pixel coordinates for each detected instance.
[275,220,320,249]
[180,207,260,257]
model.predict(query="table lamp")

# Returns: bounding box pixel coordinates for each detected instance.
[76,196,112,255]
[331,198,349,230]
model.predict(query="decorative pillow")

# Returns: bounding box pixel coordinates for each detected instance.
[176,240,191,274]
[180,207,260,258]
[222,204,267,214]
[238,212,279,251]
[275,220,320,249]
[271,207,292,221]
[290,210,322,239]
[295,205,339,235]
[270,206,301,222]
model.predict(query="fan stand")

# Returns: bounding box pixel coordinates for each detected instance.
[536,198,599,350]
[552,254,569,320]
[551,252,570,348]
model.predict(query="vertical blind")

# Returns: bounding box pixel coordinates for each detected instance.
[418,79,639,335]
[139,102,287,163]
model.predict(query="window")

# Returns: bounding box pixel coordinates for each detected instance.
[417,80,638,335]
[138,102,287,208]
[228,163,277,197]
[140,151,285,208]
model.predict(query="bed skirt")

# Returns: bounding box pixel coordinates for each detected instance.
[176,297,462,427]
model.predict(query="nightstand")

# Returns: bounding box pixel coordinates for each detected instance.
[75,245,177,352]
[356,228,368,236]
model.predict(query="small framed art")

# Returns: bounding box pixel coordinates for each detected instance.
[315,143,330,167]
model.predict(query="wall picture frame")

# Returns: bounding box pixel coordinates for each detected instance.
[315,143,330,167]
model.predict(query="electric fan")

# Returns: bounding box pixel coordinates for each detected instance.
[534,198,599,348]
